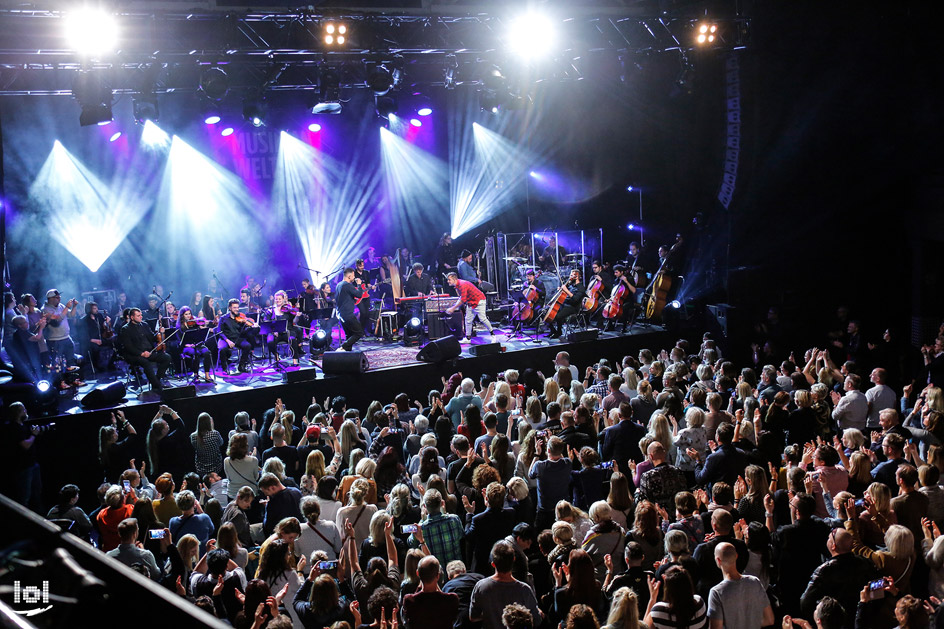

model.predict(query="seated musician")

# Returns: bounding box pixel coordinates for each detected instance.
[176,307,213,382]
[524,269,546,313]
[457,250,495,293]
[602,264,637,332]
[217,298,257,373]
[239,288,260,314]
[589,260,613,295]
[403,263,434,320]
[118,307,171,391]
[164,302,179,326]
[547,269,586,339]
[202,296,220,325]
[313,282,337,338]
[79,301,116,373]
[143,294,162,322]
[267,290,302,366]
[6,315,45,383]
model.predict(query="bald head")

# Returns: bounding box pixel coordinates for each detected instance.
[830,528,853,555]
[714,542,738,567]
[417,555,441,585]
[647,441,666,464]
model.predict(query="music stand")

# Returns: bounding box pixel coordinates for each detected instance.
[180,327,211,384]
[259,318,289,371]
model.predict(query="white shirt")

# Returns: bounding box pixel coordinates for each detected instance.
[832,390,869,432]
[865,384,897,428]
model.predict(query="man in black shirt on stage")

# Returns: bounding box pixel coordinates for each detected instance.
[119,307,171,391]
[79,301,115,372]
[217,298,257,373]
[405,263,434,297]
[336,267,364,352]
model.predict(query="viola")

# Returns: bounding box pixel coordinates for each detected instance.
[581,275,605,311]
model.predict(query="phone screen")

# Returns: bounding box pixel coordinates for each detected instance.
[149,529,165,539]
[317,560,339,571]
[401,524,418,534]
[123,480,131,492]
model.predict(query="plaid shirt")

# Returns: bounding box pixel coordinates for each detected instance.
[455,280,485,307]
[411,511,464,565]
[587,380,609,399]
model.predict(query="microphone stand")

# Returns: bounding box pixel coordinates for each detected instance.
[211,272,228,299]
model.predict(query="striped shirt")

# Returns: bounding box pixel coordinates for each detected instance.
[648,596,708,629]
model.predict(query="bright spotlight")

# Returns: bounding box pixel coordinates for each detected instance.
[323,22,347,46]
[308,123,322,132]
[64,9,119,57]
[627,185,634,192]
[507,13,556,59]
[73,71,113,127]
[627,223,635,230]
[669,300,681,309]
[243,95,266,127]
[375,95,398,120]
[417,107,432,116]
[221,127,234,137]
[109,131,121,142]
[204,115,221,125]
[325,35,334,45]
[132,95,159,124]
[338,25,347,35]
[696,23,718,45]
[141,120,170,150]
[97,120,112,126]
[410,118,422,128]
[36,380,51,393]
[312,67,342,114]
[337,36,345,45]
[326,23,336,34]
[310,329,331,353]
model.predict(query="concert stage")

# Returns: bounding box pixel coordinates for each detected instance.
[28,324,670,506]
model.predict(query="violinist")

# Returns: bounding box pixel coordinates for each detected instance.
[176,307,213,382]
[239,288,260,315]
[315,282,337,336]
[547,269,585,339]
[201,295,220,326]
[164,302,179,325]
[267,290,302,366]
[353,259,374,334]
[217,298,256,373]
[79,301,115,372]
[118,307,171,391]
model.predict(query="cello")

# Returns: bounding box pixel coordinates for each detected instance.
[581,274,605,311]
[642,236,683,322]
[512,282,539,321]
[602,279,631,320]
[543,270,573,323]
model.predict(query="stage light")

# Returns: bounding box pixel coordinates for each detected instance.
[221,127,234,137]
[443,54,458,90]
[205,115,221,125]
[64,8,118,57]
[375,95,398,120]
[410,118,422,128]
[323,22,348,46]
[200,67,230,101]
[132,95,159,124]
[310,329,331,353]
[507,12,556,59]
[418,107,433,116]
[36,380,51,394]
[141,120,170,150]
[404,317,423,345]
[627,223,636,230]
[31,142,149,272]
[109,131,121,142]
[98,120,112,126]
[669,300,681,309]
[367,66,395,96]
[243,95,267,127]
[529,171,539,178]
[312,67,342,114]
[627,185,634,192]
[308,123,322,132]
[697,23,718,45]
[73,71,113,127]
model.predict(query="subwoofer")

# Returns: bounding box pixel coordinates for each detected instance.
[416,336,462,363]
[322,351,369,374]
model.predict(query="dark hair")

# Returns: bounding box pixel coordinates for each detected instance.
[463,404,483,441]
[58,484,80,508]
[367,586,398,622]
[257,539,292,587]
[418,447,441,483]
[502,603,534,629]
[564,550,599,607]
[662,566,697,624]
[565,604,599,629]
[206,549,232,576]
[716,422,734,444]
[374,446,405,488]
[490,540,516,573]
[815,597,846,629]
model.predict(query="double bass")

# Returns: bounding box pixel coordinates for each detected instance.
[642,236,683,322]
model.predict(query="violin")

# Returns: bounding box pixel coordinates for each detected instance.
[234,313,256,326]
[101,310,115,340]
[183,317,208,328]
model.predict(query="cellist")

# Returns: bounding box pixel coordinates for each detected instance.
[546,269,585,340]
[601,265,636,331]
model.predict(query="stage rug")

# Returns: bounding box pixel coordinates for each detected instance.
[364,345,424,370]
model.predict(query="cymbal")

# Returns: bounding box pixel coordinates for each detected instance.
[565,253,588,259]
[504,257,526,262]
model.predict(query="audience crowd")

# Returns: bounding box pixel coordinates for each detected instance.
[6,316,944,629]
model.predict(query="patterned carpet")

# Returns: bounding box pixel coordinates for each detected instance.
[363,344,424,370]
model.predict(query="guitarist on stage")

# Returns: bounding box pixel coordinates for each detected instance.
[119,307,171,391]
[337,267,365,352]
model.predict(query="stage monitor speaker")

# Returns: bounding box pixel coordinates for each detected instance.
[416,336,461,363]
[80,381,127,408]
[469,342,503,357]
[162,384,196,402]
[283,368,318,384]
[322,351,369,374]
[564,328,600,343]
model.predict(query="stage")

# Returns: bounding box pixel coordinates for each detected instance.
[25,323,672,507]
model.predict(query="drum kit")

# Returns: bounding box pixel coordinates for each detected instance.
[504,252,588,286]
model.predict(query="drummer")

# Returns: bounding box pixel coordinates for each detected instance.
[539,235,567,271]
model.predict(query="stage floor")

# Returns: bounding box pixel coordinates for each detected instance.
[56,322,667,415]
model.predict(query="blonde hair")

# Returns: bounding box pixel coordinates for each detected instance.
[867,482,892,515]
[262,457,286,480]
[368,510,391,546]
[647,414,672,452]
[543,379,560,403]
[848,452,872,484]
[305,449,326,481]
[506,476,529,501]
[355,457,376,479]
[349,478,369,505]
[557,392,573,413]
[589,500,612,523]
[885,524,915,560]
[738,419,755,445]
[842,428,866,450]
[794,389,812,408]
[605,587,641,629]
[555,500,589,523]
[622,368,639,392]
[685,407,705,428]
[177,534,200,569]
[526,397,543,424]
[636,380,653,402]
[552,520,575,544]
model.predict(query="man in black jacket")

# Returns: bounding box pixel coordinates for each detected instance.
[118,308,171,390]
[217,299,257,373]
[767,492,832,618]
[600,402,645,489]
[463,482,516,574]
[800,527,875,628]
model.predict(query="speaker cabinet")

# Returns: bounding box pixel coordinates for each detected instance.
[80,381,127,408]
[322,351,369,374]
[469,342,503,357]
[416,336,462,362]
